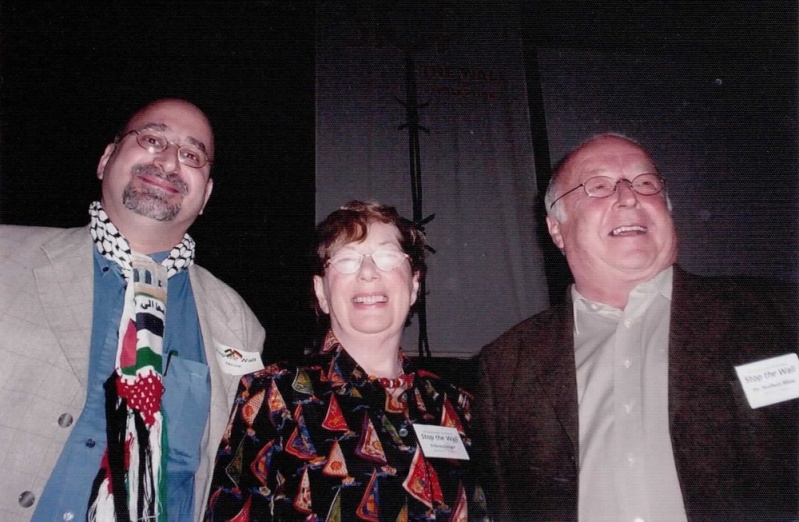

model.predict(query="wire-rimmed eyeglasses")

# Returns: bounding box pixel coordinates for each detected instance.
[118,129,212,169]
[549,173,665,209]
[325,249,410,274]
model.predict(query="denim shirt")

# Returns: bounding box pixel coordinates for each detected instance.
[33,249,211,521]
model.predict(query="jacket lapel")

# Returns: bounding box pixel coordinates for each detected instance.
[191,267,246,402]
[534,297,580,456]
[34,226,94,388]
[667,266,707,430]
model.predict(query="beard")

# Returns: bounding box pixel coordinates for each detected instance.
[122,164,188,222]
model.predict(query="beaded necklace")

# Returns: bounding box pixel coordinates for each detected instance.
[369,371,415,389]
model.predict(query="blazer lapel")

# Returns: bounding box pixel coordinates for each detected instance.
[34,226,94,387]
[667,266,707,428]
[190,267,246,405]
[534,298,580,456]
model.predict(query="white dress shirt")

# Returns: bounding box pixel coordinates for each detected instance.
[573,267,687,522]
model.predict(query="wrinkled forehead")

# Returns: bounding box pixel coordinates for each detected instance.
[566,140,657,183]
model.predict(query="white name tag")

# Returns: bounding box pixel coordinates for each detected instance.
[412,424,470,460]
[735,353,799,409]
[214,342,265,375]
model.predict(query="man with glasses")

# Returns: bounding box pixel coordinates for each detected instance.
[474,133,797,521]
[0,98,265,521]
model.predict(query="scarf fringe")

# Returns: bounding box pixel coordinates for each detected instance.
[130,411,164,520]
[87,476,117,521]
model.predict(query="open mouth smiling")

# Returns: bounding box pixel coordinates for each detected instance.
[353,295,388,305]
[610,225,647,236]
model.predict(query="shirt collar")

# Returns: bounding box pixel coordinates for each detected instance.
[572,266,673,334]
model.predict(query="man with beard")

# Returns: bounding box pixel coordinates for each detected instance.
[0,99,265,521]
[474,134,798,521]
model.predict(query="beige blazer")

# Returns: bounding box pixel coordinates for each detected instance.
[0,225,265,520]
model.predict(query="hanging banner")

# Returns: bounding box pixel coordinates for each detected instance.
[316,1,549,357]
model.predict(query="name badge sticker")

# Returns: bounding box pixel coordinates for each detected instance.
[735,353,799,409]
[214,342,265,375]
[413,424,470,460]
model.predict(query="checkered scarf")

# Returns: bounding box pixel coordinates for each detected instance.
[87,201,194,521]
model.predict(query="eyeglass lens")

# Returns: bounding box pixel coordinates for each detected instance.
[328,250,408,273]
[584,173,663,197]
[134,130,209,168]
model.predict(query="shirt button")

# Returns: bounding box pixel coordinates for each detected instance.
[627,453,635,466]
[633,518,645,522]
[623,359,632,368]
[85,438,96,448]
[399,428,409,437]
[63,512,75,521]
[18,491,35,508]
[624,403,633,414]
[58,413,74,428]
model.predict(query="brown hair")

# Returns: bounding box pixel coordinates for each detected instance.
[312,200,428,281]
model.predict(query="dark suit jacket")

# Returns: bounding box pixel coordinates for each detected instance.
[474,266,798,521]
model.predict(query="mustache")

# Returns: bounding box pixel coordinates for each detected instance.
[130,164,189,194]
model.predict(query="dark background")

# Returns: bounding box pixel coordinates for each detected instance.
[0,1,318,358]
[1,1,796,361]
